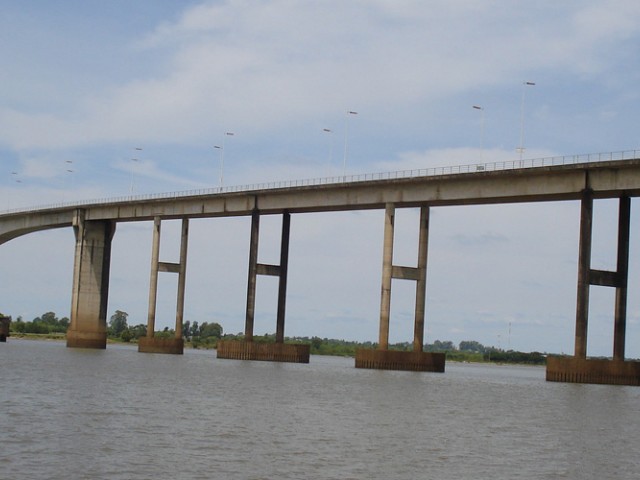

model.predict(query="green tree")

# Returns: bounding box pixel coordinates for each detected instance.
[459,340,485,353]
[183,320,191,338]
[120,328,133,342]
[129,323,147,339]
[199,322,223,339]
[109,310,129,336]
[190,321,199,337]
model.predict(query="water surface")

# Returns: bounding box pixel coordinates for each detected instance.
[1,340,639,479]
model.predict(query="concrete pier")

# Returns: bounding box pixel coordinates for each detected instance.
[355,349,445,372]
[217,340,310,363]
[547,356,640,386]
[356,204,445,372]
[547,194,639,385]
[67,211,115,349]
[139,217,189,354]
[220,211,301,362]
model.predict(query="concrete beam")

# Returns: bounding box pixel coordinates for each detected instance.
[4,160,640,242]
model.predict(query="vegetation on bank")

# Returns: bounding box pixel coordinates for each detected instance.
[6,310,546,365]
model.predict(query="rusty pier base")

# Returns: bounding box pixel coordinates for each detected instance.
[546,356,640,386]
[355,349,445,372]
[217,340,310,363]
[138,337,184,354]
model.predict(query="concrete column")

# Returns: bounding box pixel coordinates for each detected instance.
[379,203,395,350]
[147,216,161,338]
[67,211,115,349]
[614,196,630,360]
[413,206,429,353]
[245,210,260,342]
[275,212,291,344]
[575,190,593,359]
[175,218,189,340]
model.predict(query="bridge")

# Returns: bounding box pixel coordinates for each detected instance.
[2,151,640,385]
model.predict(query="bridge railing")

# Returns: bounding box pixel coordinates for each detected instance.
[2,149,639,215]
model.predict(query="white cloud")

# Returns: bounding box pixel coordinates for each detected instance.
[3,1,640,151]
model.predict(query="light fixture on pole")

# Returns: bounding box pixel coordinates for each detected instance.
[343,111,358,181]
[65,160,75,202]
[472,105,485,161]
[323,128,333,178]
[517,81,535,164]
[130,148,142,194]
[215,132,234,188]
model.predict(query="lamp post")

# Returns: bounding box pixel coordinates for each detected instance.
[517,81,535,165]
[472,105,485,161]
[323,128,333,178]
[215,132,234,188]
[65,160,74,202]
[343,110,358,181]
[130,147,142,194]
[7,171,20,209]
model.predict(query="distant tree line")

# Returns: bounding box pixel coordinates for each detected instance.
[108,311,223,346]
[220,334,546,364]
[9,312,69,335]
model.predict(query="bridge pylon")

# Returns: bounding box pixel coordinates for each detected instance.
[138,217,189,354]
[67,210,115,349]
[355,203,444,372]
[217,209,310,363]
[547,191,640,385]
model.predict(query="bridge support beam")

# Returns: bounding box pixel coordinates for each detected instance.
[138,217,188,354]
[547,193,640,385]
[67,211,115,349]
[356,204,445,372]
[218,210,310,363]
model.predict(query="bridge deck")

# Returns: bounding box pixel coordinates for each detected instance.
[2,158,640,244]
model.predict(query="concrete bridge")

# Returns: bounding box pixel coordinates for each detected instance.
[2,151,640,385]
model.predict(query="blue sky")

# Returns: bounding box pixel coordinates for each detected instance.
[2,1,640,357]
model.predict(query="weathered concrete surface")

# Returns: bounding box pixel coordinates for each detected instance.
[66,215,114,349]
[355,349,446,372]
[0,315,10,342]
[138,337,184,355]
[217,340,310,363]
[546,356,640,385]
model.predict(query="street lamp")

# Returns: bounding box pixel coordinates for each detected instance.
[215,132,234,188]
[130,148,142,194]
[472,105,485,161]
[343,110,358,181]
[65,160,74,202]
[517,81,535,164]
[7,172,20,209]
[323,128,333,178]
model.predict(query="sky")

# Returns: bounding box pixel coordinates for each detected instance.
[2,0,640,357]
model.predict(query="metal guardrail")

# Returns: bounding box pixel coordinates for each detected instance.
[2,149,639,216]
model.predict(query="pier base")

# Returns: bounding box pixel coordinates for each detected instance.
[217,340,310,363]
[138,337,184,355]
[66,331,107,349]
[355,349,446,372]
[546,356,640,386]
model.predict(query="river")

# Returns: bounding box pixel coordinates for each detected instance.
[1,339,639,479]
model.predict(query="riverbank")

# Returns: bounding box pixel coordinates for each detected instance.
[4,333,550,365]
